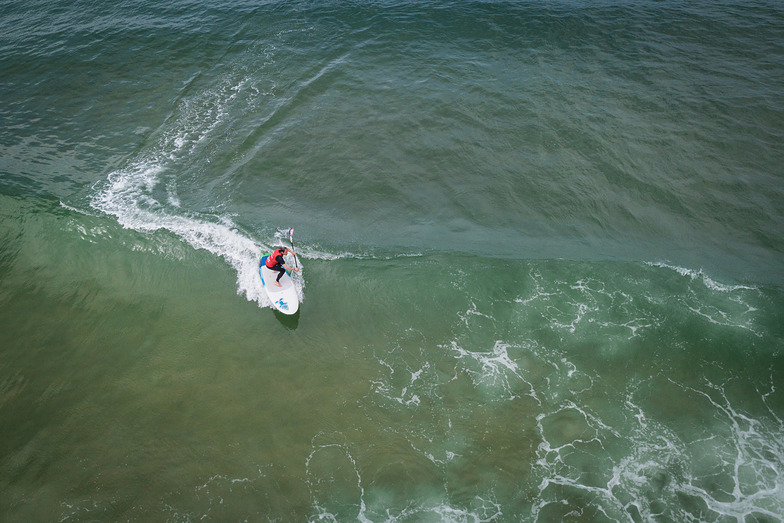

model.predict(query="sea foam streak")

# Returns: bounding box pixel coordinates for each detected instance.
[89,77,302,309]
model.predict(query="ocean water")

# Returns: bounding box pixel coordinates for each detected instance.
[1,0,783,521]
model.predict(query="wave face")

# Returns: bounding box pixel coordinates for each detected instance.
[1,0,783,520]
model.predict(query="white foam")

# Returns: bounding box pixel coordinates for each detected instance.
[443,340,539,403]
[533,363,784,522]
[305,439,371,523]
[457,300,494,329]
[371,360,428,407]
[290,247,422,262]
[647,261,757,292]
[88,76,306,310]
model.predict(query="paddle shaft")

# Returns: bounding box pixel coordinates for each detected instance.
[288,228,298,268]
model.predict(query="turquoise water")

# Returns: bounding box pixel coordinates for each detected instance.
[1,0,783,521]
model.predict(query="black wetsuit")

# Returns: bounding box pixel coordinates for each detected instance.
[268,252,286,282]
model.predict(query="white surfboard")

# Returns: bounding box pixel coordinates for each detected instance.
[259,255,299,315]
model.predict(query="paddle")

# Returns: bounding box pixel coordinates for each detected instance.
[288,227,298,268]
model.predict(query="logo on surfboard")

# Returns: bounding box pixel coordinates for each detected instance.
[276,298,288,310]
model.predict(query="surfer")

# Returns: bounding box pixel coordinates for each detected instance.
[265,247,299,286]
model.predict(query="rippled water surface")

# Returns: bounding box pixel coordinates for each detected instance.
[1,0,783,520]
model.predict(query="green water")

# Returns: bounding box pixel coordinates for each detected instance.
[2,0,784,520]
[2,194,782,520]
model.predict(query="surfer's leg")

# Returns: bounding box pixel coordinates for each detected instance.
[274,266,285,285]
